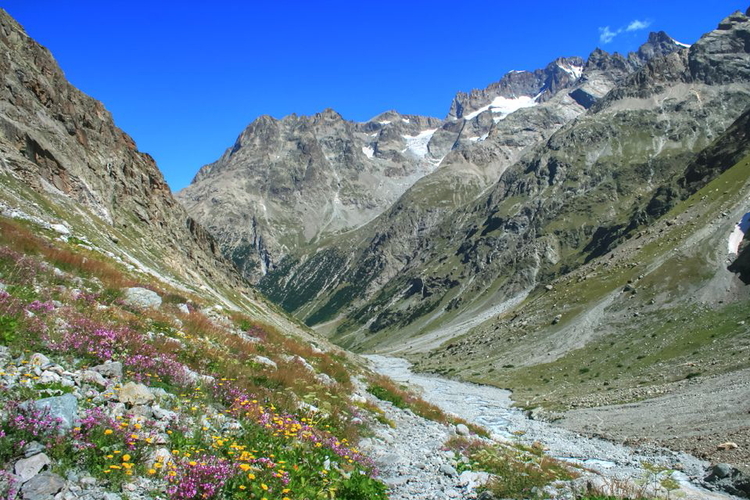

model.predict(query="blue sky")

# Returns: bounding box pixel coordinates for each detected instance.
[2,1,746,191]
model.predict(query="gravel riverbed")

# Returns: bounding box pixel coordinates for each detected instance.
[362,355,740,500]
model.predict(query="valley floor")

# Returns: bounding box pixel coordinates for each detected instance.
[556,367,750,475]
[365,355,745,500]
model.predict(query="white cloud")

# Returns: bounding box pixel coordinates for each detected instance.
[599,18,653,44]
[599,26,619,44]
[626,19,651,32]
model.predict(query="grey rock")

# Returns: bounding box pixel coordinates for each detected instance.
[151,405,177,421]
[90,361,122,379]
[253,356,277,370]
[458,470,490,490]
[80,371,107,388]
[102,493,121,500]
[23,394,77,431]
[177,303,190,315]
[15,453,51,482]
[712,463,733,479]
[122,287,162,309]
[21,472,65,500]
[78,477,96,487]
[29,353,51,369]
[37,371,61,385]
[118,382,154,406]
[23,442,46,459]
[455,423,470,436]
[315,373,335,386]
[439,464,458,478]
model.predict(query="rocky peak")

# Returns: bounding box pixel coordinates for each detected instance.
[447,56,584,121]
[633,31,686,62]
[690,10,750,84]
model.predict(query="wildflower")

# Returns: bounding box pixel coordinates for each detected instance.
[104,429,113,435]
[188,461,197,467]
[247,473,256,480]
[148,469,156,475]
[261,484,269,491]
[122,454,131,462]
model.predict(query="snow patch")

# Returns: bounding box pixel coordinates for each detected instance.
[402,118,410,124]
[402,129,437,158]
[362,146,375,159]
[728,212,750,254]
[671,38,691,48]
[462,94,537,121]
[378,120,391,125]
[557,61,583,80]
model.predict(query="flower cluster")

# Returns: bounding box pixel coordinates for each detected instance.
[166,455,235,500]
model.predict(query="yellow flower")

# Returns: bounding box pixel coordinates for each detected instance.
[238,486,246,490]
[188,461,198,467]
[122,454,131,462]
[261,484,268,491]
[148,469,156,475]
[134,423,142,430]
[239,464,251,471]
[104,429,113,435]
[247,473,256,480]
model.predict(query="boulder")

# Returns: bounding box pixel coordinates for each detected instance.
[21,472,65,500]
[118,382,154,406]
[80,370,107,388]
[22,394,77,431]
[253,356,277,370]
[122,287,162,309]
[15,453,50,482]
[455,423,470,436]
[91,361,123,379]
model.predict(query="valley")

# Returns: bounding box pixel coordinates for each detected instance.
[1,4,749,500]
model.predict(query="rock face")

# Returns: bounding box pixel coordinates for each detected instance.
[0,8,245,295]
[177,109,444,280]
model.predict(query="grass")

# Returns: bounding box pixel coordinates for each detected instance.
[0,215,390,500]
[444,436,577,499]
[366,374,489,437]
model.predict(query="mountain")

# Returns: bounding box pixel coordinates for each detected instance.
[249,29,706,339]
[179,33,685,284]
[0,8,307,336]
[177,109,444,280]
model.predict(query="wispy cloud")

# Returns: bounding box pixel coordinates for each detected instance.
[626,19,651,32]
[599,26,618,44]
[599,18,653,44]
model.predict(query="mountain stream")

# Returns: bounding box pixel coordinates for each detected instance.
[363,355,736,499]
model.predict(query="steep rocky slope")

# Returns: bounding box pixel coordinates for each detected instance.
[177,110,444,280]
[0,9,299,332]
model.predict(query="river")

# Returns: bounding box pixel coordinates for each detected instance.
[364,354,737,500]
